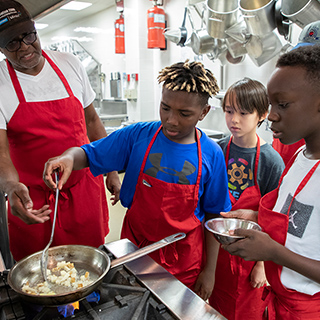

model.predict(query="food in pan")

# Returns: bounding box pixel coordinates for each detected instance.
[21,261,93,295]
[22,280,55,295]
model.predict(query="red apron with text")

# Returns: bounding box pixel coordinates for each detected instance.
[259,150,320,320]
[121,125,204,289]
[210,135,267,320]
[6,51,109,261]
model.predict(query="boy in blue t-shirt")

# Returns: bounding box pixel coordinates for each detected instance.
[43,60,231,300]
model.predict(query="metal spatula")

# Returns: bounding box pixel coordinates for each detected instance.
[41,172,59,281]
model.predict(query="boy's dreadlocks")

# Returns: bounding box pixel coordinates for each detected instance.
[157,60,219,103]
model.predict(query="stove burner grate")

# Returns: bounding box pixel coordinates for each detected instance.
[0,261,178,320]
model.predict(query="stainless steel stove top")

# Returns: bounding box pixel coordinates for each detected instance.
[104,238,225,320]
[0,239,225,320]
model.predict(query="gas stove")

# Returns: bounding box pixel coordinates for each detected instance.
[0,239,225,320]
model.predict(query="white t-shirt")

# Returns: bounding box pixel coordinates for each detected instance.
[0,50,95,130]
[273,148,320,295]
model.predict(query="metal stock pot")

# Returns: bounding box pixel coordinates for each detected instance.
[239,0,276,37]
[206,0,239,39]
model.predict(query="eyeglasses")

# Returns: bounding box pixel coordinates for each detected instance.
[5,31,37,52]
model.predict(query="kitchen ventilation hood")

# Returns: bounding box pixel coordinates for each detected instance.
[17,0,71,19]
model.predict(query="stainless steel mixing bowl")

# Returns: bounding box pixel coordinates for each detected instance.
[205,218,262,245]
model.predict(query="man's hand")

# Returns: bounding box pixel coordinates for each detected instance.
[7,181,51,224]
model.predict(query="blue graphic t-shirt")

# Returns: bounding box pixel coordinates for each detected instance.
[82,121,231,221]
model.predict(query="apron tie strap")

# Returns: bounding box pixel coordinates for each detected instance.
[262,286,276,319]
[138,237,179,267]
[48,190,61,228]
[159,243,178,267]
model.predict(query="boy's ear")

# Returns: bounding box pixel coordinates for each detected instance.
[199,104,211,121]
[257,111,268,127]
[260,111,268,122]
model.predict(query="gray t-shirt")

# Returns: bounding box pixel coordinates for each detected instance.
[218,136,285,200]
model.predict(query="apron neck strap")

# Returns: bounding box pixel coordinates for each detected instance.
[278,146,305,186]
[6,59,26,103]
[286,156,320,215]
[6,50,75,104]
[139,124,202,193]
[41,50,74,96]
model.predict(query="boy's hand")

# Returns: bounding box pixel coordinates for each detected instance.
[250,261,267,288]
[222,228,275,262]
[43,154,74,190]
[194,268,214,301]
[105,171,121,205]
[221,209,258,223]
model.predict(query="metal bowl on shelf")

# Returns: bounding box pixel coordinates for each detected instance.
[205,218,262,245]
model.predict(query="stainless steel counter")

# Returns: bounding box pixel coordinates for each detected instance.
[104,239,226,320]
[95,99,128,127]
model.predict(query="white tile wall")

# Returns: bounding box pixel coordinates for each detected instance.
[37,0,303,142]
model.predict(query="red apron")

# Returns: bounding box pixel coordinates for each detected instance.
[259,150,320,320]
[210,135,267,320]
[121,125,204,289]
[272,138,305,165]
[6,51,109,261]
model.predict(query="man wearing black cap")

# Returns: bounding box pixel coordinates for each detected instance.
[0,0,120,261]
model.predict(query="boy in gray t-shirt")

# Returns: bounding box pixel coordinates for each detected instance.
[209,78,284,320]
[218,135,284,200]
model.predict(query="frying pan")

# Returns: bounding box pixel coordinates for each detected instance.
[7,232,185,306]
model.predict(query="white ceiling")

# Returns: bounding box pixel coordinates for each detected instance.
[18,0,115,36]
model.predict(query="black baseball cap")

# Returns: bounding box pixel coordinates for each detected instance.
[0,0,35,48]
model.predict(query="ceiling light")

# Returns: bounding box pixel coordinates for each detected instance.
[51,36,94,43]
[60,1,92,11]
[74,27,103,34]
[35,23,48,30]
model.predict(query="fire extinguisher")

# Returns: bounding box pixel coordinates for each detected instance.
[115,13,125,54]
[147,3,166,49]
